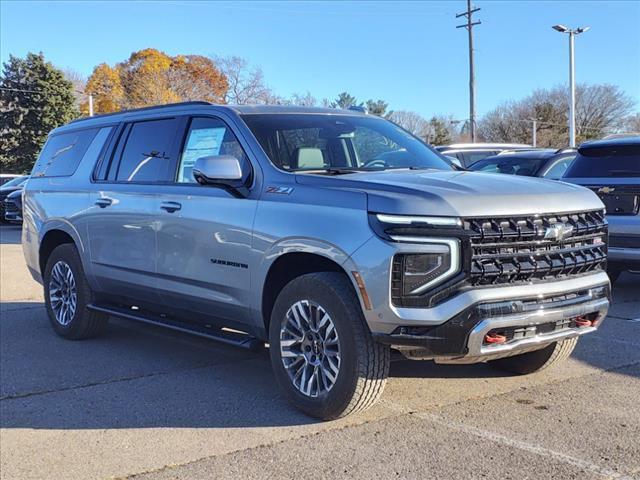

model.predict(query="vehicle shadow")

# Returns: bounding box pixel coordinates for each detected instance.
[1,273,638,430]
[0,224,22,245]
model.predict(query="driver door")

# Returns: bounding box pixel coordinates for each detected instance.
[155,116,259,326]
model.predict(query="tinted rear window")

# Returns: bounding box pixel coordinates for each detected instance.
[470,156,547,176]
[565,145,640,177]
[32,128,100,177]
[115,118,180,182]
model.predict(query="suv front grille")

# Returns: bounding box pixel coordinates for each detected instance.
[464,210,607,286]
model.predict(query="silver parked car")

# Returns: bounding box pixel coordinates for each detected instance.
[22,102,610,419]
[435,143,533,167]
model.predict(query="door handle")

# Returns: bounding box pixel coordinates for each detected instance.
[160,201,182,213]
[95,198,113,208]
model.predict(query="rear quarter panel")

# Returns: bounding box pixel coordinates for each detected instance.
[22,126,113,286]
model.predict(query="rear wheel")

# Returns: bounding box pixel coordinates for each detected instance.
[489,337,578,375]
[43,243,108,339]
[269,272,390,420]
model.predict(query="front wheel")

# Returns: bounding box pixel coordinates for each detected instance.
[269,272,390,420]
[489,337,578,375]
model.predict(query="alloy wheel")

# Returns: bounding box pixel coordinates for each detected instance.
[279,300,341,397]
[48,260,77,326]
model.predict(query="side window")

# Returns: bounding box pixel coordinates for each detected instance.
[115,118,180,182]
[32,128,101,177]
[177,117,248,183]
[543,157,575,179]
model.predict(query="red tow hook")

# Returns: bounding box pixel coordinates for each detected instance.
[485,333,507,344]
[575,316,593,327]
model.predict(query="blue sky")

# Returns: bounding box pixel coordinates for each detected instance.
[1,0,639,119]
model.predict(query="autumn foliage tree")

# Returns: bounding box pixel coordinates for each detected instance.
[84,48,228,114]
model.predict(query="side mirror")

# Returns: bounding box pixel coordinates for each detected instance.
[192,155,250,197]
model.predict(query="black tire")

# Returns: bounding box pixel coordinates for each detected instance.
[489,337,578,375]
[269,272,390,420]
[43,243,108,339]
[608,269,622,284]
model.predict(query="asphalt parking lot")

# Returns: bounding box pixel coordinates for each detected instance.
[1,223,639,480]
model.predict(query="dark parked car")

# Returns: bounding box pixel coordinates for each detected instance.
[563,136,640,282]
[0,175,28,223]
[469,149,576,179]
[4,188,23,223]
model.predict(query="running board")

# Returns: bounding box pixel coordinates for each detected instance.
[87,304,264,352]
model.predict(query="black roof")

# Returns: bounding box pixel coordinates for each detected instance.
[579,136,640,150]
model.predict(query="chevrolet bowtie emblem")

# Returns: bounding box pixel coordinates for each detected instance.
[544,224,574,241]
[598,186,615,194]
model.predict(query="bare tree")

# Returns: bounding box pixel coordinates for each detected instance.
[388,110,429,138]
[214,55,273,105]
[62,68,87,109]
[624,112,640,133]
[479,83,636,147]
[290,91,317,107]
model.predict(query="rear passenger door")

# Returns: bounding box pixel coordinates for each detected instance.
[154,115,259,327]
[88,116,186,305]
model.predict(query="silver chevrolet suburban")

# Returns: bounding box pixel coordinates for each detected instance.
[22,102,610,420]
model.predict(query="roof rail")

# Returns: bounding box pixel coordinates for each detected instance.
[68,101,212,124]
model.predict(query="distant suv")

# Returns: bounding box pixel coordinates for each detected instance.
[0,175,28,223]
[23,103,610,419]
[563,137,640,282]
[469,149,576,179]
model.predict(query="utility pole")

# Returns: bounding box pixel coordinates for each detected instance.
[531,119,537,147]
[457,0,481,143]
[88,93,94,117]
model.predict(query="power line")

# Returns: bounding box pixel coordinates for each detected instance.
[0,86,43,94]
[1,86,90,96]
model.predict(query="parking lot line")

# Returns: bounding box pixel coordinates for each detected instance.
[382,401,632,480]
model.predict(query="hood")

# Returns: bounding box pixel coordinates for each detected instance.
[295,169,604,217]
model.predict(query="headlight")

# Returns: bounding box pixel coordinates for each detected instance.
[401,252,451,295]
[391,238,460,304]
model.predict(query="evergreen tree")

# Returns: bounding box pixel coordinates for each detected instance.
[0,52,78,173]
[331,92,359,109]
[429,117,452,145]
[365,99,390,117]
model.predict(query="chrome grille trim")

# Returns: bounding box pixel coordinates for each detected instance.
[464,210,607,286]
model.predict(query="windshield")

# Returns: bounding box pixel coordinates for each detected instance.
[0,175,28,188]
[241,114,452,173]
[565,145,640,177]
[469,156,546,176]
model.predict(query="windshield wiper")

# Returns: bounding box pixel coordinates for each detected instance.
[291,167,380,175]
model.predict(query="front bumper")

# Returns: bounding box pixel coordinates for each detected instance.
[373,284,609,362]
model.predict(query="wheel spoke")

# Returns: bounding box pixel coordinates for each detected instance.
[280,300,340,398]
[48,261,77,326]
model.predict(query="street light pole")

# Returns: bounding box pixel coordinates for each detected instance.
[568,31,575,148]
[552,24,589,148]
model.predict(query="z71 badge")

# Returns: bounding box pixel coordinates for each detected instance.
[266,185,294,195]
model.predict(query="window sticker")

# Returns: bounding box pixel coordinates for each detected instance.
[179,127,227,182]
